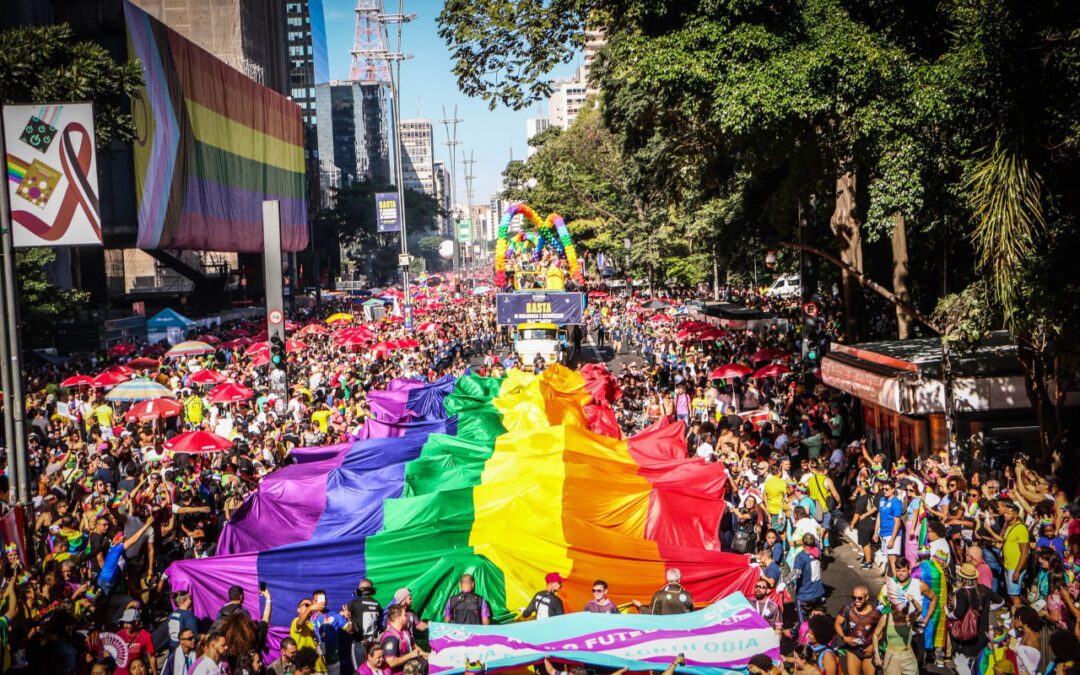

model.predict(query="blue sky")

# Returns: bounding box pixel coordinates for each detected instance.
[322,0,579,205]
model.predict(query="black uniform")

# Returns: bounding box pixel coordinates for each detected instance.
[522,590,565,620]
[445,591,488,624]
[642,583,694,615]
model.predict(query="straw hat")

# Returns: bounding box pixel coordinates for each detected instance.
[957,562,979,580]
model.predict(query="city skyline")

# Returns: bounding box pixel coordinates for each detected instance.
[322,0,579,205]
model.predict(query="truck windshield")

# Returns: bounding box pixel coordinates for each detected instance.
[518,329,557,341]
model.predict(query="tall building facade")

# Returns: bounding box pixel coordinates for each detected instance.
[286,0,329,124]
[490,194,507,228]
[470,204,492,242]
[548,69,587,130]
[315,81,368,187]
[361,84,391,183]
[526,116,551,157]
[582,28,606,94]
[128,0,288,94]
[399,119,436,196]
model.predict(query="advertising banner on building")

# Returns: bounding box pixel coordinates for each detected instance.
[124,0,308,252]
[428,595,779,675]
[496,292,584,325]
[456,219,472,243]
[375,192,401,233]
[3,103,102,247]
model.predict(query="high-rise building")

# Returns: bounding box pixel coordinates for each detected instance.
[433,162,453,237]
[315,82,368,188]
[286,0,329,126]
[490,194,507,228]
[314,81,390,192]
[582,28,606,94]
[548,68,588,130]
[128,0,288,94]
[399,119,436,196]
[526,116,551,157]
[471,204,492,242]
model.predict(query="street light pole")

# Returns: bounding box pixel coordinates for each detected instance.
[384,0,415,327]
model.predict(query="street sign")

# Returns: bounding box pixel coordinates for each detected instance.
[268,309,283,325]
[456,219,472,243]
[496,292,584,325]
[802,301,819,318]
[375,192,402,232]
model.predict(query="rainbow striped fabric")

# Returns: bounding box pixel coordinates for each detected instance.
[123,1,308,252]
[166,366,756,642]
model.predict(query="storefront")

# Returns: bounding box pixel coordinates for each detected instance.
[822,332,1039,460]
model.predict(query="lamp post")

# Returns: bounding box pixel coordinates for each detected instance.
[384,0,415,329]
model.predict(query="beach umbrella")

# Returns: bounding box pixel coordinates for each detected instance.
[222,338,252,349]
[165,341,214,359]
[398,338,420,349]
[416,322,439,333]
[709,364,753,380]
[336,334,369,349]
[326,312,353,325]
[164,431,233,454]
[299,323,329,336]
[696,327,728,340]
[750,347,789,362]
[753,363,792,379]
[93,370,131,388]
[226,328,251,338]
[195,334,221,344]
[61,375,95,388]
[188,369,227,386]
[105,378,175,402]
[140,345,167,357]
[125,398,183,422]
[648,314,672,323]
[641,299,670,310]
[126,357,161,370]
[250,353,270,368]
[207,382,254,403]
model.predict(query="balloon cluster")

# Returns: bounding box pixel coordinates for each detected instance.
[493,203,584,287]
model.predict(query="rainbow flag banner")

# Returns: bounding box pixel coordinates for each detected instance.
[123,1,308,252]
[166,366,758,657]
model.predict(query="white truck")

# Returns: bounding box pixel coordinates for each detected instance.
[512,322,566,366]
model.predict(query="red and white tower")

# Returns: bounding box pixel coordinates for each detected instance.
[349,0,391,84]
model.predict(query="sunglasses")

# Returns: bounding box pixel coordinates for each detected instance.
[755,584,769,590]
[180,635,195,641]
[853,595,867,600]
[592,588,605,593]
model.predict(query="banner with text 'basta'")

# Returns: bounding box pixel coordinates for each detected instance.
[123,1,308,252]
[165,366,758,658]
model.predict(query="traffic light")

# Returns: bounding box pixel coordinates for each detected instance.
[269,336,286,370]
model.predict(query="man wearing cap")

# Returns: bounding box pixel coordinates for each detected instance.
[521,573,567,620]
[1001,501,1031,607]
[348,579,383,667]
[116,607,156,675]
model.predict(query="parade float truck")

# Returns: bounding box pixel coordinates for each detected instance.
[493,204,586,366]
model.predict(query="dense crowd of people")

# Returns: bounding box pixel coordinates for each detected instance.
[0,275,1071,675]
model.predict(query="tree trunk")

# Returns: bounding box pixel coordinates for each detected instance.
[830,171,864,342]
[712,250,720,301]
[891,213,914,339]
[1017,341,1064,469]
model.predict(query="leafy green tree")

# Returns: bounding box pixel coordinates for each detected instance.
[0,22,143,332]
[316,183,441,286]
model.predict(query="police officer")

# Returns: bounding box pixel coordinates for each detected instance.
[347,578,383,668]
[443,574,491,625]
[521,572,567,620]
[631,568,695,615]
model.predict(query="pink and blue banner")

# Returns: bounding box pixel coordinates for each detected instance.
[429,595,779,674]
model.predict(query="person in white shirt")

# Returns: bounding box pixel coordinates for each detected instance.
[694,440,715,461]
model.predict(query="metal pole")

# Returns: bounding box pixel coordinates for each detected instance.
[0,114,29,506]
[389,0,412,328]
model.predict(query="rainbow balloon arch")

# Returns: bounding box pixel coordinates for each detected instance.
[494,203,585,289]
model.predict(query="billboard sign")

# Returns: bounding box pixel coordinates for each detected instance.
[496,292,584,325]
[375,192,401,233]
[3,103,102,247]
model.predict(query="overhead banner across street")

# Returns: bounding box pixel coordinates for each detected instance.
[428,595,780,674]
[496,292,584,325]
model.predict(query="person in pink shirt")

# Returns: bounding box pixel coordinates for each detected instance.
[965,545,994,589]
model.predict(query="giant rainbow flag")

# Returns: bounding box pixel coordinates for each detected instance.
[123,1,308,252]
[166,365,757,659]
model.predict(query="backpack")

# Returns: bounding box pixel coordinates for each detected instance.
[731,529,752,554]
[948,587,982,642]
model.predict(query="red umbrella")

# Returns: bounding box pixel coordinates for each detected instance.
[126,357,161,370]
[195,334,221,344]
[164,431,233,453]
[222,338,253,349]
[750,347,789,362]
[107,343,137,358]
[250,353,270,368]
[369,341,397,352]
[207,382,254,403]
[416,322,440,333]
[125,398,183,422]
[285,321,300,331]
[398,338,419,349]
[140,345,167,357]
[226,328,251,338]
[450,298,467,305]
[104,364,134,377]
[298,323,329,336]
[648,314,672,323]
[709,363,753,380]
[61,375,95,388]
[93,371,130,388]
[336,335,369,349]
[753,363,792,379]
[188,369,227,385]
[696,327,728,340]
